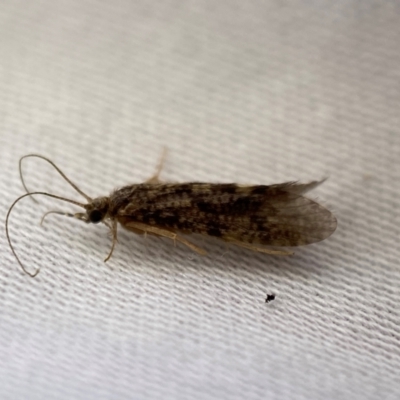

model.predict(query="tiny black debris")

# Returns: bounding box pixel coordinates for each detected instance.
[265,293,276,303]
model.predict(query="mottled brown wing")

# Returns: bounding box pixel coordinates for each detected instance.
[113,182,337,247]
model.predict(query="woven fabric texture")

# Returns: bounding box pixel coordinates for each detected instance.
[0,1,399,399]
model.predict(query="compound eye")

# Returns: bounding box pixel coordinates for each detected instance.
[88,209,103,223]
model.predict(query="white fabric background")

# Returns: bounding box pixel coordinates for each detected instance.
[0,1,399,399]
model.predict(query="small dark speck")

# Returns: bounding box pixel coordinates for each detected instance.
[265,293,276,303]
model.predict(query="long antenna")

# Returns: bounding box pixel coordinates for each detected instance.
[19,154,92,202]
[6,191,86,277]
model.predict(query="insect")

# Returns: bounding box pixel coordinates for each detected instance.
[265,293,276,303]
[6,153,337,277]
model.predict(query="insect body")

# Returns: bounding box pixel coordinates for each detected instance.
[7,154,337,277]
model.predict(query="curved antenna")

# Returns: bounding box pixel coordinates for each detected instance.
[6,191,86,277]
[19,154,92,203]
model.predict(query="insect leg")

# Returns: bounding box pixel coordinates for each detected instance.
[104,220,118,262]
[225,238,294,255]
[145,147,167,184]
[124,221,207,255]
